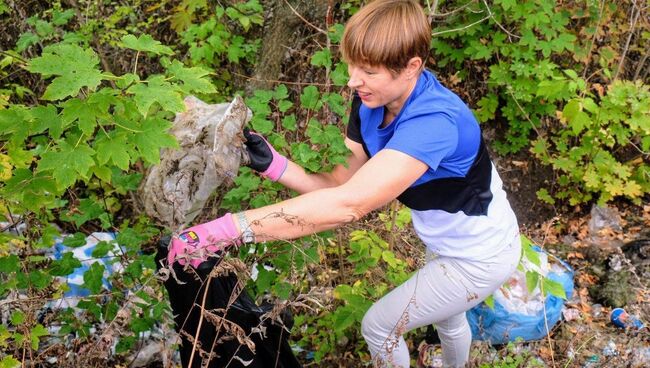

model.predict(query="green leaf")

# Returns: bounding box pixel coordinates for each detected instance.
[381,250,399,268]
[27,43,104,100]
[328,23,345,44]
[536,188,555,205]
[38,140,95,189]
[553,33,576,52]
[311,48,332,68]
[300,85,320,110]
[131,316,154,334]
[0,105,34,144]
[322,93,347,117]
[83,262,105,294]
[281,115,297,131]
[250,117,274,134]
[49,252,82,276]
[563,69,578,80]
[64,198,106,227]
[0,356,20,368]
[330,62,348,86]
[30,324,48,350]
[132,117,178,164]
[525,270,540,294]
[0,255,20,273]
[570,111,591,135]
[91,241,115,258]
[255,266,276,292]
[34,20,54,37]
[165,59,216,95]
[95,132,131,170]
[500,0,517,11]
[111,169,143,193]
[522,243,541,267]
[52,9,75,26]
[542,278,567,299]
[272,281,292,300]
[226,36,248,63]
[562,99,580,120]
[62,233,88,248]
[120,34,173,55]
[484,295,495,309]
[29,104,61,137]
[16,32,39,53]
[1,168,59,209]
[10,310,25,325]
[29,270,52,289]
[115,73,139,89]
[274,84,289,100]
[60,90,115,137]
[537,79,566,100]
[127,76,185,117]
[333,306,357,332]
[277,99,293,113]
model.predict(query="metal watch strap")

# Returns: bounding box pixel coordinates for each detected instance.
[235,212,255,244]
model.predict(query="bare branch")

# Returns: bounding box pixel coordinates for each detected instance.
[282,0,327,35]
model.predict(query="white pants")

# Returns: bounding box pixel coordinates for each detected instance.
[362,236,521,367]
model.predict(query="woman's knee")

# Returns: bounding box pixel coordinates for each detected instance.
[361,306,377,341]
[361,304,390,346]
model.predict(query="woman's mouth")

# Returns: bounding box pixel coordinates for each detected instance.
[357,91,371,100]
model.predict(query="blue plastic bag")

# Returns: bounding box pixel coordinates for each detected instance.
[50,232,123,303]
[466,248,574,344]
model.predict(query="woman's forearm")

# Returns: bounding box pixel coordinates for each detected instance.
[276,138,368,194]
[277,161,341,194]
[241,185,368,242]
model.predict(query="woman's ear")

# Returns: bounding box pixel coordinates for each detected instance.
[405,57,423,79]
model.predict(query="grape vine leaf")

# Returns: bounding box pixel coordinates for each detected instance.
[27,43,104,100]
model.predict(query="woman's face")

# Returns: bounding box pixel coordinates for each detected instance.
[347,62,418,116]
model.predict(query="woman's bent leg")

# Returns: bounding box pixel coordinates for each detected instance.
[361,238,521,367]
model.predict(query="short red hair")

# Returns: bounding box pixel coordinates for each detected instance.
[341,0,431,73]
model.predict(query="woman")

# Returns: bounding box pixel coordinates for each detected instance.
[167,1,521,367]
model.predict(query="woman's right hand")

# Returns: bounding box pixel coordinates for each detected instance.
[243,129,288,181]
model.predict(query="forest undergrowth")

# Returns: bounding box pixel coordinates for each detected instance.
[0,0,648,367]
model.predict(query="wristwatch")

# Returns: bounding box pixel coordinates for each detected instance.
[235,212,255,244]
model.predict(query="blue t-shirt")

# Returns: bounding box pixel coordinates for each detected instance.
[346,69,520,260]
[352,69,481,186]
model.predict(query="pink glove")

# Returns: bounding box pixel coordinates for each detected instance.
[167,213,240,268]
[243,129,288,181]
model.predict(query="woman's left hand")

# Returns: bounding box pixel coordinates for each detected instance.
[167,213,241,267]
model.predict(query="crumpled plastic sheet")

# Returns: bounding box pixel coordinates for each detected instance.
[139,96,251,230]
[492,252,571,317]
[47,232,124,309]
[467,247,574,344]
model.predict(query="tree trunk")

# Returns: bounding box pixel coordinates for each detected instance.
[248,0,330,92]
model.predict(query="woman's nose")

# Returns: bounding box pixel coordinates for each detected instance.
[347,71,362,89]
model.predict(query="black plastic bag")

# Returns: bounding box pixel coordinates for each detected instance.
[156,237,302,368]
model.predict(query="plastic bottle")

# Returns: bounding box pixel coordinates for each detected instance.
[610,308,645,329]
